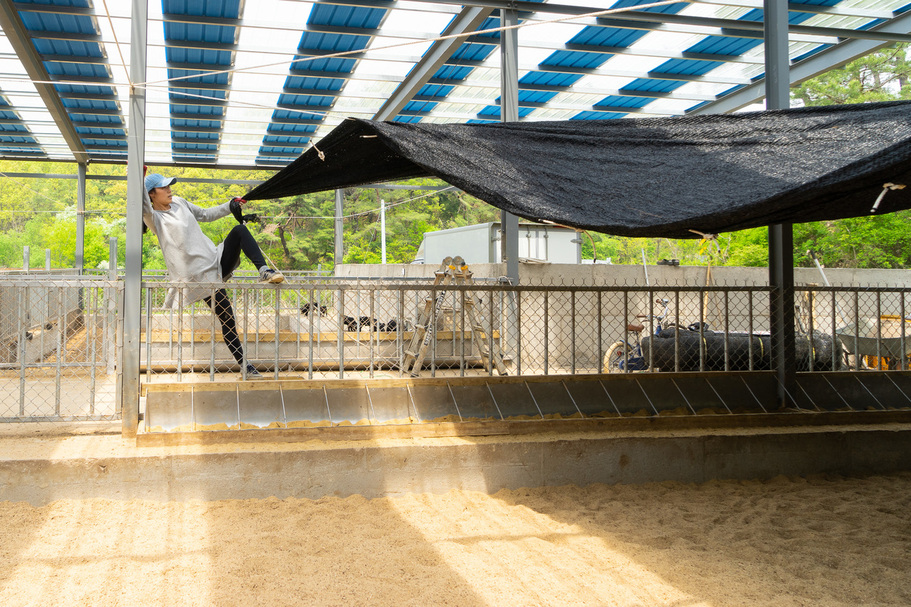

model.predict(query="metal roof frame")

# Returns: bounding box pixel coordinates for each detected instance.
[1,0,910,167]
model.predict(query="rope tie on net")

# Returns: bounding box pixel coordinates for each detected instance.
[870,182,906,213]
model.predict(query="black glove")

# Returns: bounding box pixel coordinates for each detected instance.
[229,197,260,224]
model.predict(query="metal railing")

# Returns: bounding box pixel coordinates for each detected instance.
[3,274,911,424]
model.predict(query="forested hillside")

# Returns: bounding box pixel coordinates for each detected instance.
[1,45,909,272]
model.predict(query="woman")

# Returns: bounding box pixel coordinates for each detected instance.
[142,172,283,379]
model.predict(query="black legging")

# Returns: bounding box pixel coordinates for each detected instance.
[203,225,268,366]
[220,224,267,275]
[204,288,244,365]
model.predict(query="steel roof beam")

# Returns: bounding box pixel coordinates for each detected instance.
[690,8,911,115]
[373,6,494,120]
[0,0,88,163]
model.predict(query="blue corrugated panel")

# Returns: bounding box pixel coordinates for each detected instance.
[169,89,227,102]
[55,84,114,96]
[472,17,501,39]
[174,132,219,141]
[433,66,473,82]
[477,106,534,118]
[571,110,627,120]
[70,114,123,125]
[292,56,356,74]
[263,134,308,145]
[687,36,761,57]
[164,21,237,44]
[298,31,370,54]
[258,146,303,155]
[75,126,120,135]
[403,101,437,114]
[163,0,241,18]
[62,98,118,112]
[272,109,324,122]
[277,94,332,109]
[594,96,653,109]
[168,69,230,86]
[417,84,454,98]
[268,123,318,135]
[285,76,344,91]
[392,116,423,124]
[520,72,582,88]
[0,124,28,133]
[621,78,682,93]
[166,48,233,66]
[518,90,558,104]
[19,11,95,34]
[467,118,498,124]
[542,50,610,70]
[45,62,110,79]
[569,25,648,48]
[32,39,103,57]
[451,43,496,63]
[308,4,385,29]
[173,142,217,153]
[612,0,688,14]
[169,104,225,117]
[653,58,722,76]
[172,118,221,130]
[0,135,37,143]
[81,139,126,147]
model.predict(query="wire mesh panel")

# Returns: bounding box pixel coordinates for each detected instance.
[0,277,121,422]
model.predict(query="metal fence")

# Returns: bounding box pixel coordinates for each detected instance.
[3,273,911,423]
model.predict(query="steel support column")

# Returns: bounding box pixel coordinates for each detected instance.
[122,0,148,436]
[75,163,86,273]
[765,0,795,407]
[500,9,520,285]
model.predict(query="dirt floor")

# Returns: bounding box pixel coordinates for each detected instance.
[0,473,908,606]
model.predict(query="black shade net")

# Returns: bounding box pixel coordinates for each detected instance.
[244,101,911,239]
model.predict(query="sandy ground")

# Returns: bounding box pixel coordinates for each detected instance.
[0,473,909,607]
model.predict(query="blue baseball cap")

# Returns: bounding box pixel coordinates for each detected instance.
[145,173,177,191]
